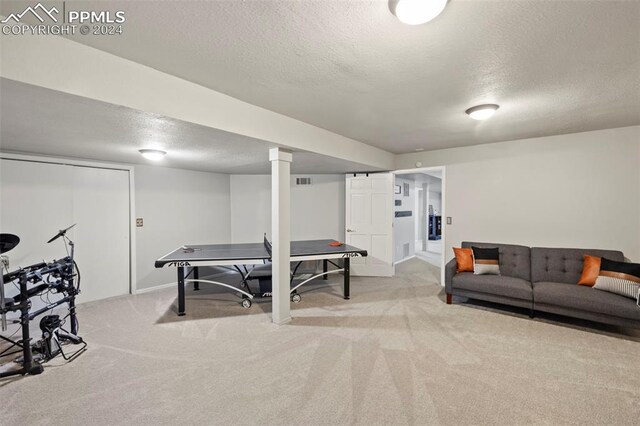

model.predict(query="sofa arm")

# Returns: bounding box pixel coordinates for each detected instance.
[445,257,457,295]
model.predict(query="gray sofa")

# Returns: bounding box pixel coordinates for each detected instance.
[445,242,640,328]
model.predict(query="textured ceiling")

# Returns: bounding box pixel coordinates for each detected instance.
[25,0,639,153]
[0,79,381,174]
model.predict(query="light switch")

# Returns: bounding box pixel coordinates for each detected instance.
[446,217,452,225]
[136,218,144,227]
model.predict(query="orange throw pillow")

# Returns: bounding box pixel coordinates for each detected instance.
[453,248,474,273]
[578,255,601,286]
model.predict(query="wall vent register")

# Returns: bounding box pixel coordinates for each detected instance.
[296,177,312,185]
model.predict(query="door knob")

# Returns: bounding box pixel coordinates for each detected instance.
[347,229,356,232]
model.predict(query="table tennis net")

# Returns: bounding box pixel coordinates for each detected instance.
[263,233,272,256]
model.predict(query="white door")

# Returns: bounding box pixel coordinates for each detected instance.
[345,173,394,276]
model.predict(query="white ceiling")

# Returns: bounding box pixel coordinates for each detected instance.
[396,172,442,192]
[24,0,639,154]
[0,79,381,174]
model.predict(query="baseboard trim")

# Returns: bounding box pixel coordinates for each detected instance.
[134,270,237,295]
[135,282,176,294]
[393,255,416,266]
[414,256,433,264]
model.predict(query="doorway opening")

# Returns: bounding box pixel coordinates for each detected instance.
[392,167,446,285]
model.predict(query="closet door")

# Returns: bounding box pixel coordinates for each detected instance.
[0,160,73,312]
[0,159,130,306]
[0,160,73,264]
[72,166,130,303]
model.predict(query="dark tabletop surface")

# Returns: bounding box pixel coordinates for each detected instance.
[156,239,367,266]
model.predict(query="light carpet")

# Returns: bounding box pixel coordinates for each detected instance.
[1,258,639,425]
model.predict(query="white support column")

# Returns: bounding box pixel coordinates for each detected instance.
[269,148,293,324]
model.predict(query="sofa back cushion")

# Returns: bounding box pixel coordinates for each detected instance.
[531,247,624,284]
[461,242,531,281]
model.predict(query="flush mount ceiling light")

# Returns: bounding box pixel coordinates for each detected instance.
[465,104,500,120]
[139,149,167,161]
[389,0,448,25]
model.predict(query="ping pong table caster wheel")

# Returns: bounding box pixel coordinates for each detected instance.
[291,294,301,303]
[241,299,252,309]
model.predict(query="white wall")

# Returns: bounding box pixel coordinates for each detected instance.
[135,165,231,290]
[396,126,640,264]
[230,175,271,242]
[230,175,345,243]
[393,176,416,262]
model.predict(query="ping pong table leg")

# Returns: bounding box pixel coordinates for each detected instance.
[193,267,200,291]
[322,260,328,280]
[343,258,350,300]
[177,267,186,316]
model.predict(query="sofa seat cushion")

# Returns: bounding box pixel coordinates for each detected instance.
[452,273,532,300]
[533,281,640,321]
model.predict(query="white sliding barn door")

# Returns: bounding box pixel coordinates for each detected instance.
[345,173,394,277]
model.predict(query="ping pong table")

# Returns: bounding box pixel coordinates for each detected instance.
[155,236,367,316]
